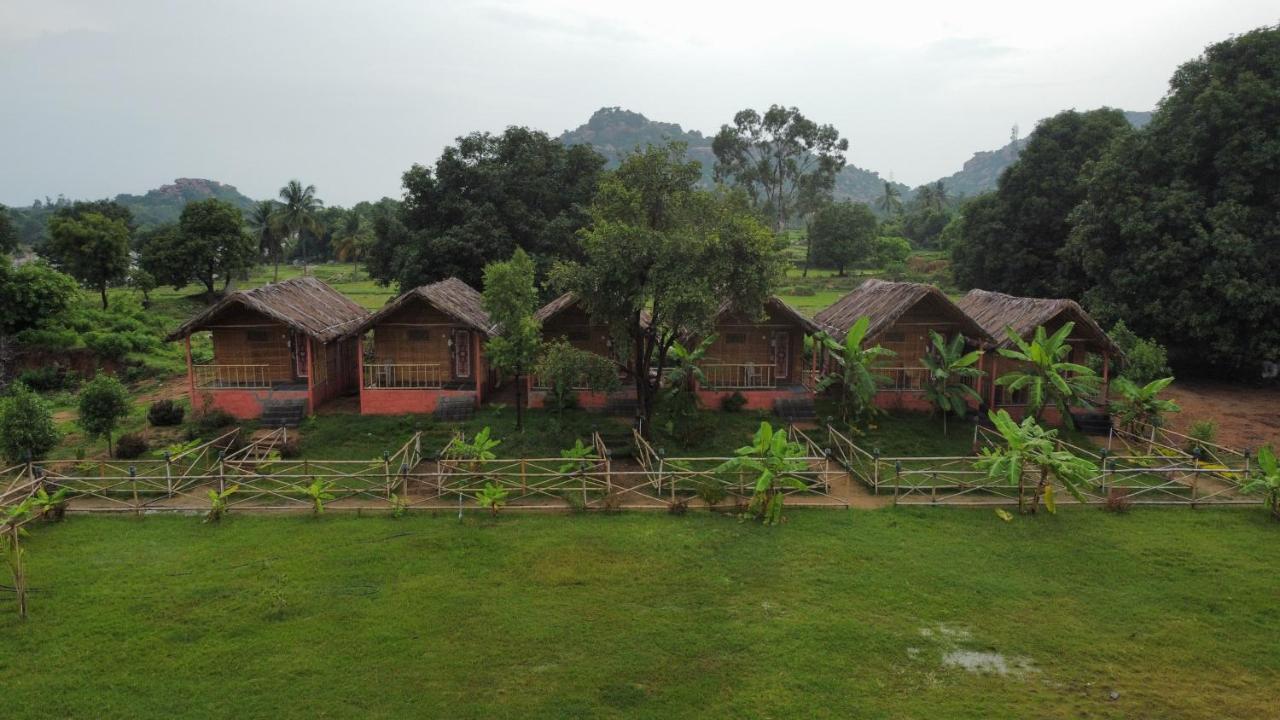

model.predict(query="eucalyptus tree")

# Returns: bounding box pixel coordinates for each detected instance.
[277,180,323,275]
[712,105,848,233]
[995,322,1100,428]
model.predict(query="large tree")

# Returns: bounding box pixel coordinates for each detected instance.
[808,201,878,276]
[712,105,848,233]
[1063,26,1280,371]
[481,248,542,431]
[43,212,130,309]
[950,108,1132,295]
[553,143,784,435]
[247,200,285,281]
[368,127,606,292]
[138,200,256,296]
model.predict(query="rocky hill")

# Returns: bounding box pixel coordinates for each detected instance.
[114,178,258,228]
[559,107,908,205]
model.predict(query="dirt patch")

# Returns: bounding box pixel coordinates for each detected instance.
[1164,381,1280,450]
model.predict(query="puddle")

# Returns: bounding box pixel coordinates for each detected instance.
[914,623,1037,677]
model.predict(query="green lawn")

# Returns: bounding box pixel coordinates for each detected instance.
[2,510,1276,719]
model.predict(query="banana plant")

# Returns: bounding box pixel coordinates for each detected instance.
[815,316,895,426]
[300,478,335,516]
[29,486,71,522]
[662,335,716,428]
[1242,445,1280,521]
[717,421,808,526]
[1110,376,1180,432]
[453,427,501,468]
[476,482,509,517]
[2,499,34,619]
[995,322,1100,429]
[558,438,594,475]
[921,330,985,436]
[204,484,239,523]
[975,410,1098,515]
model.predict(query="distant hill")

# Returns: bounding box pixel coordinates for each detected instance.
[559,107,908,206]
[9,178,260,245]
[925,110,1154,198]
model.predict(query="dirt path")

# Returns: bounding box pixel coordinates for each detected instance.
[1164,381,1280,450]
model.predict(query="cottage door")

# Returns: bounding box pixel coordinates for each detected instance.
[772,330,790,380]
[452,329,472,379]
[293,333,309,379]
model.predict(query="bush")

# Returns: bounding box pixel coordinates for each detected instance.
[720,392,748,413]
[1185,420,1218,455]
[115,432,149,459]
[1108,320,1171,385]
[147,399,185,427]
[16,365,78,392]
[83,331,132,360]
[279,437,302,459]
[188,408,237,439]
[0,382,60,462]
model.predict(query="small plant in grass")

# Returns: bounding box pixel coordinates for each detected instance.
[1184,420,1218,456]
[558,438,594,475]
[717,421,807,526]
[976,410,1098,515]
[388,493,408,519]
[301,478,335,516]
[815,316,895,427]
[1241,445,1280,521]
[476,482,509,516]
[2,499,34,618]
[204,484,238,523]
[696,476,728,510]
[160,438,202,459]
[1111,377,1180,432]
[453,427,500,468]
[921,330,984,436]
[30,486,70,522]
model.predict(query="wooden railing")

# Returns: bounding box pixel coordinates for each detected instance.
[699,363,776,389]
[363,363,444,389]
[193,364,270,389]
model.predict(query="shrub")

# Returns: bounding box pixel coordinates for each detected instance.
[16,365,77,392]
[720,392,748,413]
[147,399,186,427]
[278,437,302,459]
[83,331,132,360]
[696,477,727,509]
[1185,420,1218,455]
[0,382,60,462]
[190,408,236,438]
[115,432,149,459]
[1109,320,1171,385]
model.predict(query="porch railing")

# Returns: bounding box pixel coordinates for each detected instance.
[364,363,444,389]
[699,363,776,389]
[193,364,270,389]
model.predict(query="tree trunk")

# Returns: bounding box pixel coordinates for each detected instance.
[1028,465,1048,515]
[100,285,109,310]
[106,429,114,459]
[514,370,524,431]
[803,232,812,278]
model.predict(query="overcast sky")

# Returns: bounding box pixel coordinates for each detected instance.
[2,0,1276,207]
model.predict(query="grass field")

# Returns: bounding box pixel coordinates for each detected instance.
[2,509,1277,719]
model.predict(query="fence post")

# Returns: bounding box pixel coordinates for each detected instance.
[382,450,392,500]
[129,465,141,517]
[400,462,409,498]
[893,460,901,507]
[520,459,527,496]
[163,451,173,498]
[872,448,881,495]
[217,451,226,495]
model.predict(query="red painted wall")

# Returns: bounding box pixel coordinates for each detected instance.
[198,389,310,420]
[872,392,935,413]
[360,388,478,415]
[528,388,629,411]
[695,388,806,412]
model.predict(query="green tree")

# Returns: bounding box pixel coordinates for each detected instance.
[481,248,541,430]
[181,199,257,295]
[0,262,79,335]
[995,323,1100,428]
[332,211,373,262]
[808,201,877,276]
[921,331,985,436]
[248,200,285,281]
[533,340,620,420]
[875,182,903,216]
[1110,377,1180,432]
[0,204,17,254]
[1241,445,1280,521]
[44,212,130,309]
[77,374,130,458]
[553,143,784,435]
[1107,320,1170,385]
[712,105,848,232]
[815,316,895,425]
[976,410,1098,514]
[368,128,605,291]
[1064,27,1280,369]
[951,108,1131,294]
[277,180,323,275]
[0,383,60,462]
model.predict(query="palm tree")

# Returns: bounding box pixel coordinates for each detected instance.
[976,410,1098,514]
[995,322,1100,429]
[248,200,284,281]
[921,331,985,436]
[816,316,896,425]
[331,211,369,263]
[876,182,903,215]
[276,180,323,276]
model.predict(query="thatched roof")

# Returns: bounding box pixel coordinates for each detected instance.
[957,289,1120,354]
[535,292,652,328]
[167,277,369,343]
[814,279,992,344]
[351,277,496,336]
[715,296,822,335]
